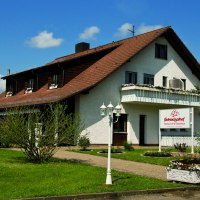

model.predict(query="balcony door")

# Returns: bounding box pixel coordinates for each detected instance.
[139,115,146,145]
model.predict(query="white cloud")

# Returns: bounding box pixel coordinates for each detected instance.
[115,23,133,37]
[26,31,64,48]
[79,26,100,40]
[135,24,163,35]
[0,75,6,93]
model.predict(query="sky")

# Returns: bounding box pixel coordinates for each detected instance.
[0,0,200,92]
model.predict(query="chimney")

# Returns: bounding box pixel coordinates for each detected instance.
[75,42,90,53]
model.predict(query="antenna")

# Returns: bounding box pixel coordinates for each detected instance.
[128,25,135,36]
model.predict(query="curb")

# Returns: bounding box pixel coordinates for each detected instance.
[16,186,200,200]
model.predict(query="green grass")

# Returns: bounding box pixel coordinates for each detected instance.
[74,148,188,166]
[0,149,187,200]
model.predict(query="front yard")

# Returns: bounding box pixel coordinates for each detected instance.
[0,149,187,200]
[72,147,185,166]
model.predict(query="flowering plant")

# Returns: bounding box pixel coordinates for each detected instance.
[167,161,200,172]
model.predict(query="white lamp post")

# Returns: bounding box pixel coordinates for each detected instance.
[100,102,121,185]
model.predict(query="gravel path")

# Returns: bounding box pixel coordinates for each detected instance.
[53,148,166,180]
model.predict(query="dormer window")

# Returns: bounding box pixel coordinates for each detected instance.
[6,83,13,97]
[49,74,58,89]
[25,78,34,94]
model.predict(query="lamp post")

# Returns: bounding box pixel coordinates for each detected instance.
[100,102,121,185]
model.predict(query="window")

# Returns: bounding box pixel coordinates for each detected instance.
[125,71,137,84]
[144,73,154,85]
[113,114,127,133]
[27,78,34,89]
[7,82,13,92]
[52,74,58,85]
[155,43,167,59]
[162,76,167,87]
[24,78,34,94]
[49,74,58,89]
[181,79,186,90]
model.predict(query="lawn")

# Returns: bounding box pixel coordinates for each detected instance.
[73,147,193,166]
[0,149,186,200]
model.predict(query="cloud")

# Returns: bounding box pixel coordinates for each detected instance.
[135,24,163,35]
[115,23,133,37]
[79,26,100,40]
[26,31,63,48]
[0,75,6,92]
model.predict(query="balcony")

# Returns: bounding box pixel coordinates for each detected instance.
[121,84,200,107]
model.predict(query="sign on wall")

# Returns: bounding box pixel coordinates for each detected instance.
[159,108,190,129]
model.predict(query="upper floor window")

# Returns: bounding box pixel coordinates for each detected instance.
[48,74,58,89]
[125,71,137,84]
[25,78,34,94]
[144,73,154,85]
[6,82,13,97]
[155,43,167,59]
[181,79,186,90]
[28,78,34,89]
[162,76,167,87]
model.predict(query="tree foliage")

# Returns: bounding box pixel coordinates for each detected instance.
[0,103,84,163]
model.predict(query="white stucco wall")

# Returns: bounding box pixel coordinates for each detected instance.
[76,36,200,145]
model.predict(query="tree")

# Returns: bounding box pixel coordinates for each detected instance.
[0,103,84,163]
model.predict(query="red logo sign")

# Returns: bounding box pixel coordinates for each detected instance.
[164,109,185,123]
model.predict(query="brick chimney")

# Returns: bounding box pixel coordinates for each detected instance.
[75,42,90,53]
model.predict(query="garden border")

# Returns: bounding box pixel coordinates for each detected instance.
[17,186,200,200]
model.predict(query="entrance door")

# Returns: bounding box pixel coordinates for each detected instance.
[113,114,127,146]
[139,115,146,145]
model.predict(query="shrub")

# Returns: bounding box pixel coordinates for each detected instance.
[144,151,172,157]
[123,141,134,151]
[78,135,90,151]
[0,103,84,163]
[100,148,123,154]
[174,143,187,152]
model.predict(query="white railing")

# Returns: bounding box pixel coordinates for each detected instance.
[121,85,200,106]
[161,136,198,146]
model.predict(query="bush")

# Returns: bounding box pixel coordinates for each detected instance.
[144,151,172,157]
[174,143,187,152]
[0,103,84,163]
[78,135,90,151]
[100,147,123,154]
[123,141,134,151]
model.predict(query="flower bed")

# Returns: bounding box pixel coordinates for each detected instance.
[167,159,200,183]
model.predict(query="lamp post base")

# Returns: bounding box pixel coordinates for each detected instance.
[106,172,112,185]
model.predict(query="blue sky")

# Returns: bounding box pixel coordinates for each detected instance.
[0,0,200,91]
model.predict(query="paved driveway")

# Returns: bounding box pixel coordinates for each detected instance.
[54,148,166,180]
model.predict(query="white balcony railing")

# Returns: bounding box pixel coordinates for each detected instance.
[121,84,200,106]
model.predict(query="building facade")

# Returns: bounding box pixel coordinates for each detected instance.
[0,26,200,146]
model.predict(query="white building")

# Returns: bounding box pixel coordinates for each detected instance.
[1,26,200,146]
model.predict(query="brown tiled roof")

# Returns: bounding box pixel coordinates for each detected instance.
[1,26,200,109]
